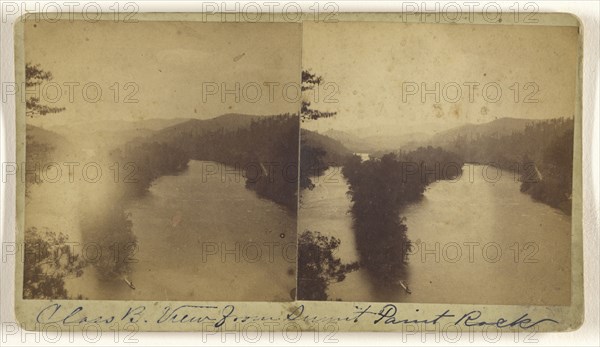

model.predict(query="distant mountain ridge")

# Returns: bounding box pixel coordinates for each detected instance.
[33,113,295,151]
[150,113,270,144]
[305,118,552,156]
[429,117,537,145]
[401,117,544,151]
[26,124,71,149]
[44,117,192,150]
[321,129,429,153]
[34,115,548,162]
[322,129,375,153]
[301,129,352,164]
[49,117,191,134]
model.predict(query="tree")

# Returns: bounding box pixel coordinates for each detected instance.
[297,230,359,300]
[300,70,339,190]
[24,63,65,194]
[79,202,136,279]
[519,153,539,192]
[301,70,337,122]
[23,227,86,299]
[23,65,83,299]
[342,147,464,286]
[299,144,328,190]
[25,63,65,117]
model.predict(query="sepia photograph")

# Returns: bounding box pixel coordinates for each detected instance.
[298,21,578,305]
[22,19,301,302]
[8,9,591,335]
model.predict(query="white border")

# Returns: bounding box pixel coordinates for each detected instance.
[1,1,598,345]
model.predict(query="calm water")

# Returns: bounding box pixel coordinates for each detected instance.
[299,164,571,305]
[69,160,296,301]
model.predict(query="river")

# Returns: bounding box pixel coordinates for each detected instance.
[298,164,571,305]
[68,160,296,301]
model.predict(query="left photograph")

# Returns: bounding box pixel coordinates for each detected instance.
[21,19,301,301]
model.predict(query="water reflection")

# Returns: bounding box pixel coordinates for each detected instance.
[299,164,571,305]
[68,160,296,301]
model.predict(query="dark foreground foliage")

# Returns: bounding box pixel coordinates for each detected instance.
[297,230,360,300]
[23,228,86,299]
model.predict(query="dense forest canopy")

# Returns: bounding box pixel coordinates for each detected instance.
[441,118,574,214]
[121,114,300,211]
[343,147,464,285]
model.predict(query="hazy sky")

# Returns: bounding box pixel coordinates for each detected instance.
[302,22,579,137]
[25,20,301,127]
[25,20,579,137]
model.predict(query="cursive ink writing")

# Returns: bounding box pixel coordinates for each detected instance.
[35,303,559,330]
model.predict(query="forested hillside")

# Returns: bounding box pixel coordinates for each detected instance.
[437,118,574,214]
[300,129,352,190]
[115,113,300,211]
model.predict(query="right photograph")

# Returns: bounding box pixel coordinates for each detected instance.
[298,21,578,305]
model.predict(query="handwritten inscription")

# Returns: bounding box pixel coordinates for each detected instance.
[36,303,558,330]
